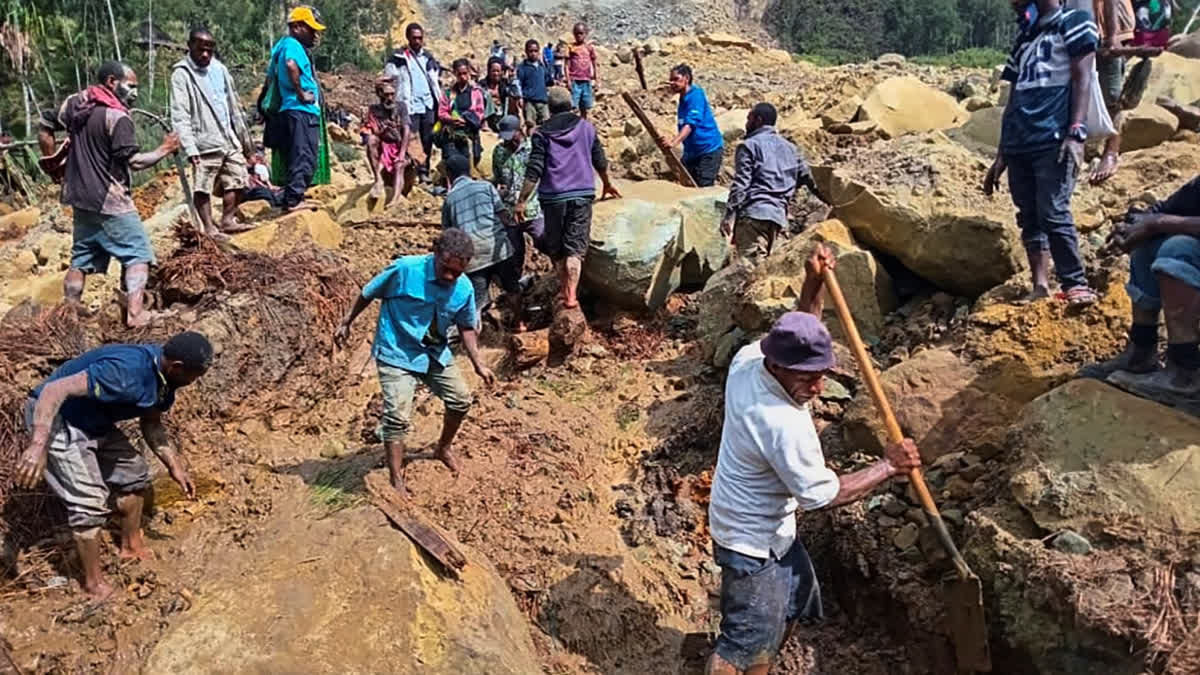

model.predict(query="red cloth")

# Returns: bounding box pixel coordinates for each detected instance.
[1131,28,1170,47]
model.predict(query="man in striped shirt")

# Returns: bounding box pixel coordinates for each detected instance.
[984,0,1100,307]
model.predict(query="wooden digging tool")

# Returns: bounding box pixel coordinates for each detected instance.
[621,92,698,188]
[822,267,992,673]
[131,108,204,231]
[365,472,467,578]
[632,48,648,90]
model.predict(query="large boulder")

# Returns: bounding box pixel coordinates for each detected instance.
[233,209,344,253]
[583,180,728,310]
[1119,103,1179,151]
[857,77,968,138]
[948,106,1004,155]
[698,32,758,51]
[715,108,750,143]
[144,500,539,674]
[0,207,40,240]
[813,133,1024,296]
[1009,379,1200,537]
[841,347,1022,461]
[1141,52,1200,105]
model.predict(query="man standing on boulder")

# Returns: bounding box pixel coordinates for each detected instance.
[334,229,496,498]
[37,61,179,327]
[170,27,256,241]
[661,64,724,187]
[514,86,620,310]
[722,102,826,264]
[707,245,922,675]
[15,332,213,599]
[267,7,326,212]
[983,0,1100,307]
[1081,177,1200,404]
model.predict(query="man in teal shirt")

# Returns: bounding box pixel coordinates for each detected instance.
[334,229,496,497]
[268,6,324,211]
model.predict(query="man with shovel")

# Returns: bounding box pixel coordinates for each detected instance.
[706,245,922,675]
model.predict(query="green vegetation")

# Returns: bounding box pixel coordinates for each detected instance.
[331,140,360,164]
[0,0,395,140]
[911,47,1008,68]
[309,465,366,515]
[771,0,1018,63]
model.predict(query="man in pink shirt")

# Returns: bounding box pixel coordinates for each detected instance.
[567,23,598,120]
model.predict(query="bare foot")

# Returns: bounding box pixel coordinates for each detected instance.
[118,538,156,562]
[83,578,116,601]
[1089,153,1118,185]
[126,309,176,328]
[434,446,462,475]
[1015,286,1050,305]
[385,196,406,210]
[284,200,319,213]
[204,229,232,243]
[220,219,257,234]
[369,181,385,200]
[389,474,411,500]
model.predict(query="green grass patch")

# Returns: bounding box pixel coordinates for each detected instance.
[911,48,1007,69]
[331,141,361,164]
[309,465,366,515]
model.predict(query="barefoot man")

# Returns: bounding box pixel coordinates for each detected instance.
[706,246,922,674]
[334,229,496,497]
[15,332,212,599]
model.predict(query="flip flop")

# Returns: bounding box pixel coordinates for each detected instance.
[1058,287,1098,308]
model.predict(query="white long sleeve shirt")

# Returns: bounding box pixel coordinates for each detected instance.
[708,341,840,559]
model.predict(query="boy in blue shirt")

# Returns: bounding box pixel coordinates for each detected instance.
[661,64,724,187]
[268,6,325,211]
[983,0,1099,307]
[16,332,213,599]
[334,229,496,498]
[517,39,554,129]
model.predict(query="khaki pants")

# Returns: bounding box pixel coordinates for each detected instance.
[376,360,473,441]
[733,217,779,264]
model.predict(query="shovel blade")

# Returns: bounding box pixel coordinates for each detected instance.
[946,575,991,672]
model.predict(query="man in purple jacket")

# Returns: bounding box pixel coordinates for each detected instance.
[515,87,620,309]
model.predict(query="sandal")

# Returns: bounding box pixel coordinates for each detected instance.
[1058,286,1098,308]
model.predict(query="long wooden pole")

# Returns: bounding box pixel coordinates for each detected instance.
[620,91,697,188]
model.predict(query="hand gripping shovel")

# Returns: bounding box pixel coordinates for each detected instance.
[822,267,992,673]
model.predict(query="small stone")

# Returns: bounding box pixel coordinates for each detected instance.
[820,378,852,402]
[941,508,965,527]
[960,462,988,482]
[894,522,920,550]
[319,439,346,459]
[932,451,965,470]
[944,475,973,501]
[1051,530,1092,555]
[904,508,929,526]
[877,515,902,528]
[881,493,908,518]
[918,526,950,566]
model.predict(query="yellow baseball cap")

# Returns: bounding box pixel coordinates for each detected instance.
[287,6,326,31]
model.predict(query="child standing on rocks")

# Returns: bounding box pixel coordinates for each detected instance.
[567,23,598,120]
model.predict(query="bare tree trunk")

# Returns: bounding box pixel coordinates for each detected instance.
[22,81,33,138]
[147,0,154,106]
[105,0,121,61]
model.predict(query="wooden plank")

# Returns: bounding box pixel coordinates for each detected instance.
[621,92,698,188]
[632,49,647,90]
[365,472,467,577]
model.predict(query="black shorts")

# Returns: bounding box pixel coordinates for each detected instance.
[468,255,522,310]
[542,197,593,261]
[684,147,723,187]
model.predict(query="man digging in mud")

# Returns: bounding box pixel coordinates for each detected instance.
[37,61,180,327]
[1081,176,1200,405]
[334,229,496,497]
[706,245,922,675]
[14,332,213,599]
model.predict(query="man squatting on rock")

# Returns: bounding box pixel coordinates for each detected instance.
[15,333,213,599]
[706,245,922,675]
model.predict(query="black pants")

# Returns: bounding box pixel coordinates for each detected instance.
[409,110,436,177]
[684,147,723,187]
[283,110,319,208]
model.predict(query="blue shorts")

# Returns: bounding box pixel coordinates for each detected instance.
[70,209,155,274]
[714,540,823,671]
[571,80,595,110]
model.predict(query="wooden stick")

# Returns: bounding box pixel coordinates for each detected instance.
[632,49,647,90]
[620,92,697,188]
[365,472,467,578]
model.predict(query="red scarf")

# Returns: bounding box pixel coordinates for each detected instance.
[84,84,127,112]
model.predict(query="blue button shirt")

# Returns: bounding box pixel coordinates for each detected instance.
[677,85,724,161]
[516,60,552,103]
[271,36,320,116]
[31,344,175,437]
[362,254,477,373]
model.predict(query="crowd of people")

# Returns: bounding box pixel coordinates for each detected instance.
[18,2,1200,673]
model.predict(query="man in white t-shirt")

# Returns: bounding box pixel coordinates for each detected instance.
[706,245,922,675]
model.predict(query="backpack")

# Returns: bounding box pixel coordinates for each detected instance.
[256,44,288,150]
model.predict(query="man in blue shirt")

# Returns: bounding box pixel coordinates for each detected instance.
[334,229,496,498]
[517,39,554,130]
[402,22,443,183]
[15,332,213,599]
[983,0,1099,307]
[268,6,325,211]
[661,64,724,187]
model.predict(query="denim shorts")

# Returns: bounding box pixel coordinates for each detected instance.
[1127,234,1200,311]
[571,80,595,110]
[713,540,823,671]
[71,209,155,273]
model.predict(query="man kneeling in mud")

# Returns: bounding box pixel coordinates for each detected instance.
[706,245,922,674]
[1081,175,1200,405]
[334,229,496,497]
[15,332,212,599]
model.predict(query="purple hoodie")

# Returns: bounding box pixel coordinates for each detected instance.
[524,111,608,202]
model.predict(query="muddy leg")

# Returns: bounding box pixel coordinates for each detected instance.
[63,268,86,306]
[194,191,217,236]
[434,410,466,474]
[218,189,245,232]
[563,256,582,309]
[123,263,155,327]
[383,440,409,498]
[704,652,741,675]
[73,528,113,599]
[1025,249,1050,301]
[115,492,153,561]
